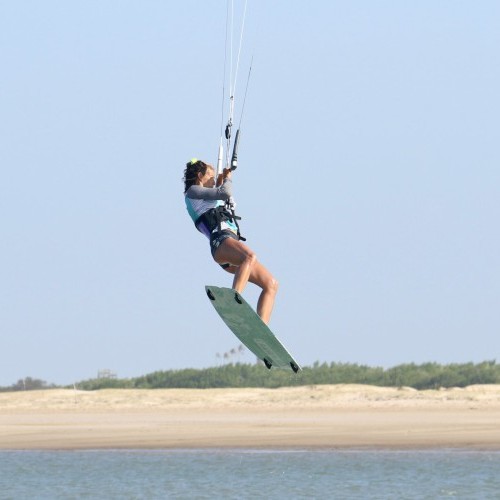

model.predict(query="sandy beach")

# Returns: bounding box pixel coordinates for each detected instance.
[1,384,500,450]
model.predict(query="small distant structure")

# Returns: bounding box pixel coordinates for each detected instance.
[97,369,117,380]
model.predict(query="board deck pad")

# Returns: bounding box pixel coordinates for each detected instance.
[205,285,301,373]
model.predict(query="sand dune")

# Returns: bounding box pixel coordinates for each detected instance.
[1,385,499,450]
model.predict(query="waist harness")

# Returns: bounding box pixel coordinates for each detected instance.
[195,204,246,241]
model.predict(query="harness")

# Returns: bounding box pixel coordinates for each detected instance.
[195,203,246,241]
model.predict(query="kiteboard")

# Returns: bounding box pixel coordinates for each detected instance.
[205,285,301,373]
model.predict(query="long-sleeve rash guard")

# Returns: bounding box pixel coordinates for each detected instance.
[185,179,237,238]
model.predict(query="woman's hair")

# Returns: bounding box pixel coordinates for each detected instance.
[183,159,211,193]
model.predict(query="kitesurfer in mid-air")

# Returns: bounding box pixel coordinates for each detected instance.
[183,159,278,324]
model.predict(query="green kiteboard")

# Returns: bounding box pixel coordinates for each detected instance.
[205,285,301,373]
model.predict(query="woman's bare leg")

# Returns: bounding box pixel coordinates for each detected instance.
[247,260,279,324]
[214,238,278,324]
[214,238,255,292]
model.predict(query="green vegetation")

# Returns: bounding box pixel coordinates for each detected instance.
[74,360,500,391]
[0,377,56,392]
[2,361,499,392]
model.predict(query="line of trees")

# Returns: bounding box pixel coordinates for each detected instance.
[74,360,499,391]
[0,377,56,392]
[2,361,498,392]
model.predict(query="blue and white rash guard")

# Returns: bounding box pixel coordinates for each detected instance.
[185,179,238,238]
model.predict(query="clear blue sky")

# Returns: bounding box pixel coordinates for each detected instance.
[1,1,499,385]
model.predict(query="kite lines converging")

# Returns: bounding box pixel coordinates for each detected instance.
[217,0,252,178]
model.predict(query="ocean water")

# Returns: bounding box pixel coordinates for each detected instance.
[0,449,499,499]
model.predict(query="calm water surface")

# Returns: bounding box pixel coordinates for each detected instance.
[0,449,499,499]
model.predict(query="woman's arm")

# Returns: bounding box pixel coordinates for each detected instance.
[186,178,233,201]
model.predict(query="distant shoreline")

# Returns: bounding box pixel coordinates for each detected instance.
[1,385,500,450]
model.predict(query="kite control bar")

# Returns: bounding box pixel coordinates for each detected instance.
[230,129,240,171]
